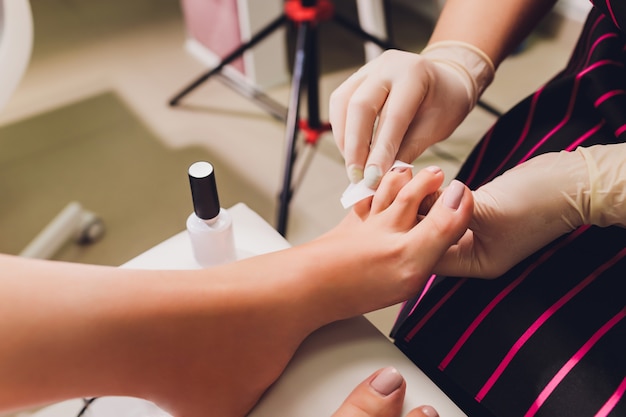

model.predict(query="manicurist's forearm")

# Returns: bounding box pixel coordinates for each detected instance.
[428,0,558,66]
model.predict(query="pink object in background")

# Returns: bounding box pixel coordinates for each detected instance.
[180,0,245,74]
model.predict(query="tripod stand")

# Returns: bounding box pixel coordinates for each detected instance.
[170,0,394,236]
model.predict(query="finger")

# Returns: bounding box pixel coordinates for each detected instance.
[330,68,368,156]
[384,166,445,228]
[406,405,440,417]
[418,190,442,216]
[432,228,478,278]
[364,78,429,188]
[352,195,374,220]
[331,367,405,417]
[407,180,474,275]
[370,167,413,214]
[342,78,392,184]
[395,117,428,167]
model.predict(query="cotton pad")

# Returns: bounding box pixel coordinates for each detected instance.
[340,160,414,209]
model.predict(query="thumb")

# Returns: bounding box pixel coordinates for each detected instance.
[331,367,405,417]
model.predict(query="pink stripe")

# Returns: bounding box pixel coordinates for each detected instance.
[469,22,614,188]
[406,274,437,317]
[524,307,626,417]
[565,121,605,151]
[475,246,626,402]
[438,276,524,370]
[438,227,589,371]
[591,15,605,37]
[465,127,494,186]
[589,16,605,43]
[615,124,626,137]
[480,88,544,185]
[594,89,625,107]
[605,0,621,30]
[595,377,626,417]
[591,33,618,52]
[404,279,465,342]
[572,15,604,76]
[586,33,619,68]
[580,59,624,79]
[519,60,622,165]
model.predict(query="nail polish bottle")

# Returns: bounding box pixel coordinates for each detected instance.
[186,161,236,267]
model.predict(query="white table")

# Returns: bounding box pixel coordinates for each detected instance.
[32,203,465,417]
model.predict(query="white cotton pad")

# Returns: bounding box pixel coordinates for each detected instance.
[340,160,414,209]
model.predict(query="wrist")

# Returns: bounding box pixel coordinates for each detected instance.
[421,40,495,110]
[523,150,590,231]
[575,144,626,228]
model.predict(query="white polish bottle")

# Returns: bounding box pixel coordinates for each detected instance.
[186,161,236,267]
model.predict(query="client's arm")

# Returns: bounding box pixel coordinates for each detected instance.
[0,166,472,417]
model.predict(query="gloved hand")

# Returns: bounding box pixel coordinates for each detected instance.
[433,143,626,278]
[329,41,495,188]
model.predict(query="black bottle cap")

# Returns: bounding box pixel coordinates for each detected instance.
[188,161,221,221]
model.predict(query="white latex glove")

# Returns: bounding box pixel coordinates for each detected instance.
[434,143,626,279]
[329,41,495,188]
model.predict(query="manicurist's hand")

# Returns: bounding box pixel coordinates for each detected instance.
[329,45,493,189]
[432,147,622,279]
[328,0,555,190]
[332,367,439,417]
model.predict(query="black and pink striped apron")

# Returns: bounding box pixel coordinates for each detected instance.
[392,3,626,416]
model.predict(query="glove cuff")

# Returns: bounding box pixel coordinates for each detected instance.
[421,40,495,111]
[576,144,626,228]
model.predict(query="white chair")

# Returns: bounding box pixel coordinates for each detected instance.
[0,0,105,259]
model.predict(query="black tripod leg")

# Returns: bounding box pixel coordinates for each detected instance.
[332,13,396,50]
[476,99,501,117]
[169,14,288,106]
[291,21,324,193]
[276,21,311,236]
[305,23,321,129]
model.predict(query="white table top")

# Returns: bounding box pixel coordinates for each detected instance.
[32,203,465,417]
